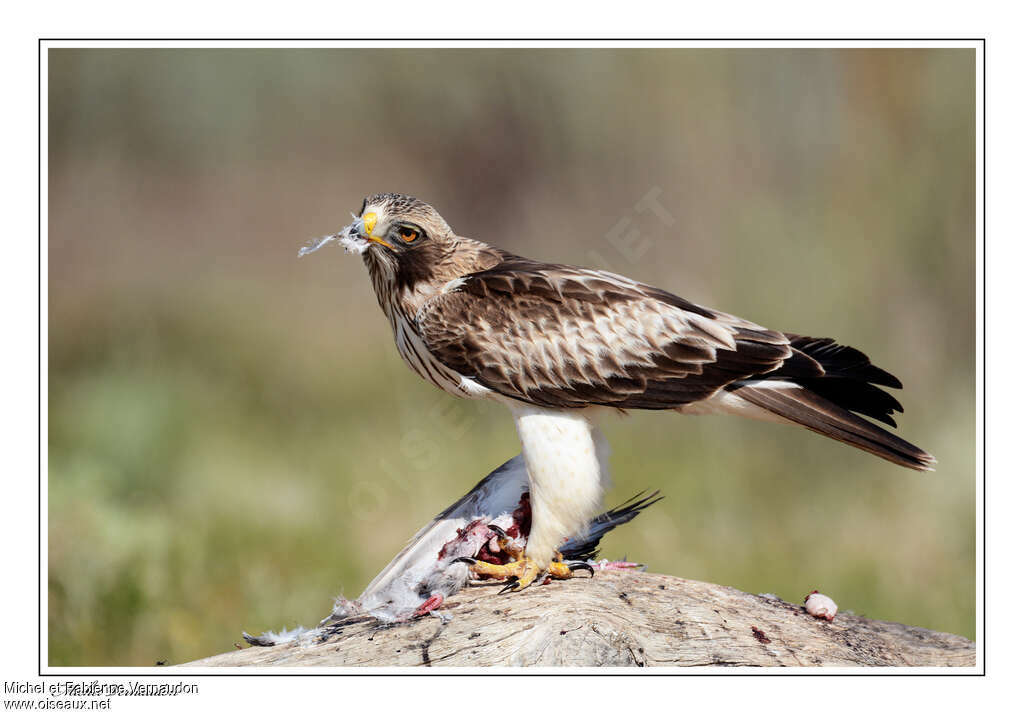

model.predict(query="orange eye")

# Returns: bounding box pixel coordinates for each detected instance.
[398,227,419,242]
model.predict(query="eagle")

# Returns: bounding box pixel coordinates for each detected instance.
[302,192,935,592]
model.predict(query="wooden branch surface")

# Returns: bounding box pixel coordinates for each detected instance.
[184,571,975,667]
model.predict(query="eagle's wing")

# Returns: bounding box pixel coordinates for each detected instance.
[416,257,812,410]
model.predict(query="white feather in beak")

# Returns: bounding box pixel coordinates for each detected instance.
[298,214,368,257]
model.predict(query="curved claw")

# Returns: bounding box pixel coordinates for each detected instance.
[498,576,520,595]
[486,524,509,539]
[568,562,595,577]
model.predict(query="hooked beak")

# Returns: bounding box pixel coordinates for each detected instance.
[356,212,393,250]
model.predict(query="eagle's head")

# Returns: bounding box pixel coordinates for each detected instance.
[302,193,502,315]
[342,193,456,257]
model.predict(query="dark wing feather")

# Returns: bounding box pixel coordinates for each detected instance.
[416,257,795,410]
[743,335,906,427]
[562,491,664,561]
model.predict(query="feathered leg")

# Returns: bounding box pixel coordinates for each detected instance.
[481,406,606,591]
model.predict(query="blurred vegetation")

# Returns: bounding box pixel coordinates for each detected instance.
[47,48,975,666]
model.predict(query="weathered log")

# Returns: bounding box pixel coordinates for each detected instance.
[184,571,974,667]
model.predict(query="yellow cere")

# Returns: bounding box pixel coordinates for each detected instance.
[362,212,378,236]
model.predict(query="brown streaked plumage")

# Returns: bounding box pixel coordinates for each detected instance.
[307,192,935,591]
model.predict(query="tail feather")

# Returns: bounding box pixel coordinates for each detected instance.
[728,333,935,470]
[732,383,936,471]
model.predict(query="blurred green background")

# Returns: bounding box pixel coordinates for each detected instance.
[47,48,976,666]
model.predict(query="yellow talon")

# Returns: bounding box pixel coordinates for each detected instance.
[455,553,594,592]
[501,558,543,592]
[546,561,577,579]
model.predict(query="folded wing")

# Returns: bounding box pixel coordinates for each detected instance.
[417,256,797,410]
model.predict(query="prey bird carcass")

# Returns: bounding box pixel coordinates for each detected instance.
[244,455,659,646]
